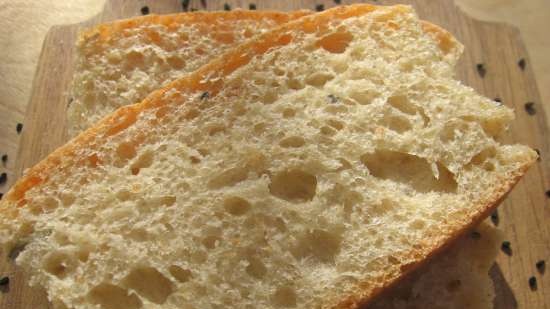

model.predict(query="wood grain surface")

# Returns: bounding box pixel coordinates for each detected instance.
[1,0,548,308]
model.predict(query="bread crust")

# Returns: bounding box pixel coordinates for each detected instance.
[0,4,535,308]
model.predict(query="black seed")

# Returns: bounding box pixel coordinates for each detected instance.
[528,276,537,291]
[224,3,231,11]
[327,94,339,104]
[67,97,74,107]
[545,190,550,198]
[536,260,545,274]
[490,210,499,226]
[181,0,190,11]
[315,4,325,11]
[471,231,481,239]
[494,97,501,103]
[334,0,342,4]
[16,123,23,134]
[140,6,150,15]
[200,92,210,100]
[1,154,7,164]
[249,3,256,10]
[518,58,526,71]
[501,241,512,256]
[0,193,3,200]
[535,149,541,161]
[524,102,536,115]
[0,173,7,185]
[0,276,8,286]
[476,63,486,78]
[200,0,207,8]
[190,8,198,11]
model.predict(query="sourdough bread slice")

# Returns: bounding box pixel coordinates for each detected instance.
[0,4,536,309]
[67,10,310,136]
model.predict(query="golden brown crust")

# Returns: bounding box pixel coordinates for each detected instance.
[421,21,460,55]
[0,4,535,309]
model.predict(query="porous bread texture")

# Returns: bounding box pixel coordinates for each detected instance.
[67,10,310,136]
[370,221,503,309]
[0,4,537,309]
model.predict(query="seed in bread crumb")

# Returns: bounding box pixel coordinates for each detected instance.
[224,3,231,11]
[16,123,23,134]
[490,210,499,226]
[501,241,512,256]
[524,102,536,115]
[0,173,7,185]
[140,6,150,15]
[181,0,190,11]
[494,97,501,103]
[528,276,537,291]
[316,4,325,11]
[536,260,545,274]
[471,231,481,239]
[1,154,7,164]
[535,149,541,161]
[249,3,256,10]
[327,94,339,104]
[200,0,207,8]
[476,63,486,78]
[200,92,209,100]
[518,58,526,71]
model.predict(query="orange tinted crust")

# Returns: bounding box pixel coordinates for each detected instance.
[421,21,458,55]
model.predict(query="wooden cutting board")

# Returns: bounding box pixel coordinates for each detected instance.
[2,0,549,308]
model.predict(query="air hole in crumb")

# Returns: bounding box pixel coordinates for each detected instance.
[246,257,267,279]
[305,72,334,87]
[253,122,267,134]
[42,251,76,279]
[326,119,344,130]
[470,147,496,165]
[370,198,396,216]
[382,115,412,133]
[388,95,416,115]
[272,286,297,307]
[286,79,304,90]
[388,255,400,265]
[168,265,192,283]
[279,136,305,148]
[208,167,248,189]
[123,267,174,304]
[261,90,278,104]
[184,108,200,120]
[337,158,352,171]
[269,169,317,202]
[409,219,426,230]
[361,150,457,193]
[130,150,154,175]
[116,142,136,160]
[223,196,251,216]
[206,123,225,136]
[291,229,342,263]
[202,236,221,249]
[320,126,336,136]
[282,108,296,118]
[88,283,142,309]
[349,88,379,105]
[316,31,353,54]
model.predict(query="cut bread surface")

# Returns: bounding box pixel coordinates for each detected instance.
[0,4,536,309]
[67,10,310,136]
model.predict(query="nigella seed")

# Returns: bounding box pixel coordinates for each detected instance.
[200,92,209,100]
[249,3,257,10]
[494,97,501,103]
[327,94,339,104]
[528,276,537,291]
[524,102,536,115]
[315,4,325,11]
[1,154,7,164]
[0,276,8,286]
[140,6,150,15]
[536,260,545,274]
[501,241,512,256]
[224,3,231,11]
[471,231,481,239]
[181,0,190,11]
[518,58,526,71]
[535,149,541,161]
[490,210,499,226]
[545,190,550,198]
[476,63,486,78]
[0,173,7,185]
[16,123,23,134]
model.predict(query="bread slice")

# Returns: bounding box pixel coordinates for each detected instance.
[67,10,310,136]
[0,4,536,309]
[371,221,503,309]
